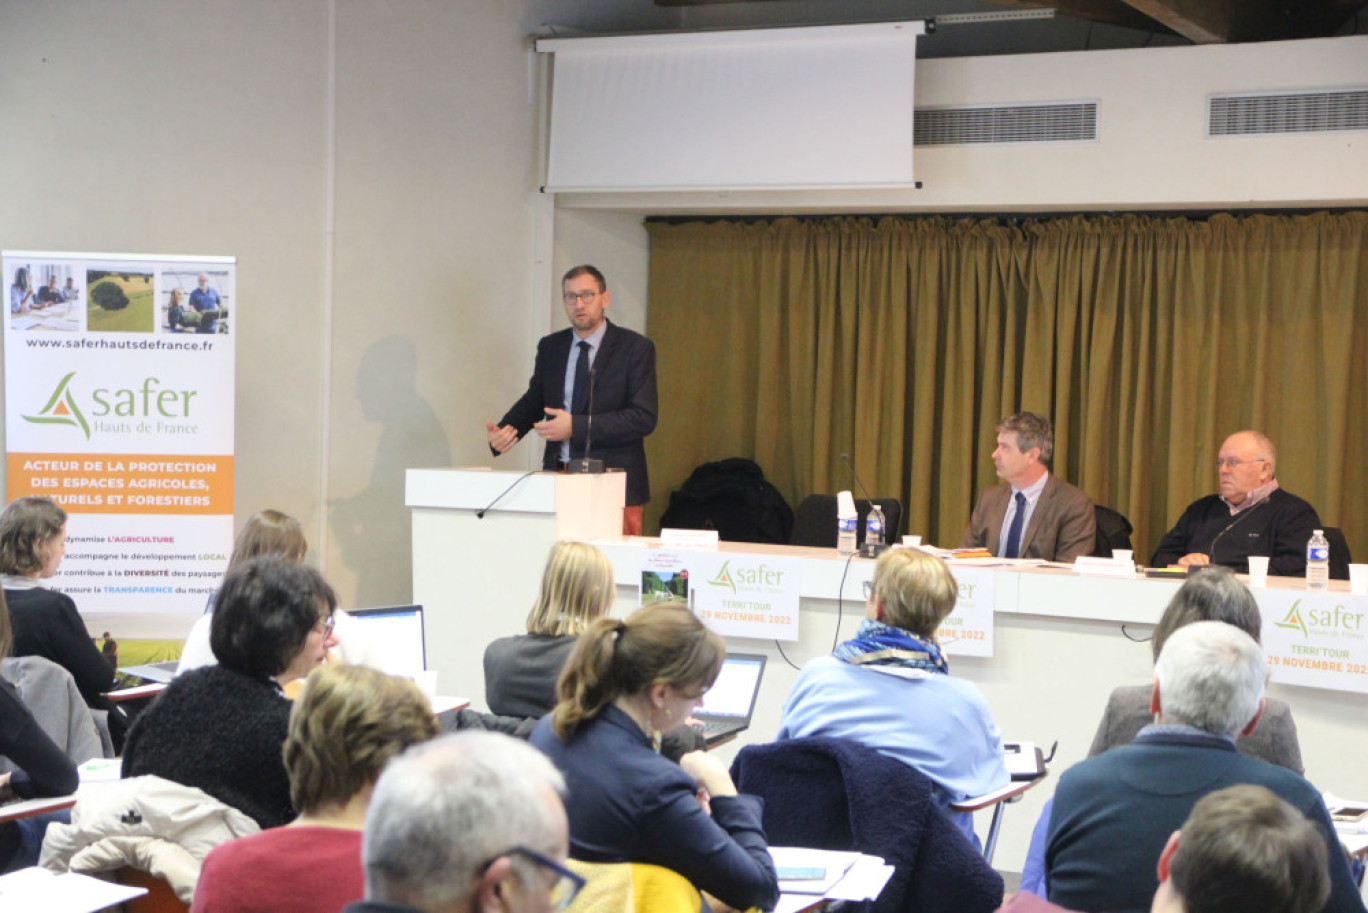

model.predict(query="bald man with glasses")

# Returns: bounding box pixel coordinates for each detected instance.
[1150,431,1321,577]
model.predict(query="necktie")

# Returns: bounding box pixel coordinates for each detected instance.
[571,341,591,415]
[1004,491,1027,559]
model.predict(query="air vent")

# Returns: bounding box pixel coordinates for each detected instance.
[914,102,1098,146]
[1209,89,1368,136]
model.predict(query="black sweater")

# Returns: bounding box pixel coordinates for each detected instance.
[1149,489,1321,577]
[121,664,294,829]
[0,678,79,867]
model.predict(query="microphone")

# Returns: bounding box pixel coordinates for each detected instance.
[568,366,604,474]
[841,452,887,558]
[1206,498,1268,569]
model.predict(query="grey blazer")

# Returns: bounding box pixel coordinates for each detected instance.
[1088,683,1304,774]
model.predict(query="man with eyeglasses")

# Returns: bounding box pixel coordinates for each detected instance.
[1150,430,1321,576]
[486,264,658,536]
[347,731,582,913]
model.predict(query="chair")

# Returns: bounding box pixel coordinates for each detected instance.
[117,867,189,913]
[1324,526,1352,580]
[730,737,1003,913]
[1089,504,1134,558]
[789,495,903,549]
[565,860,703,913]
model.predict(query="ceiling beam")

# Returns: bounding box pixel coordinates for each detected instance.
[980,0,1176,33]
[1119,0,1231,42]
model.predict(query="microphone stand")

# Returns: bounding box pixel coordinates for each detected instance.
[568,366,604,474]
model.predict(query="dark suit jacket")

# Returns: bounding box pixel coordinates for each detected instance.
[960,473,1096,561]
[496,319,658,506]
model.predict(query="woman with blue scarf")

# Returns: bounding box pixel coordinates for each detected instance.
[776,547,1009,842]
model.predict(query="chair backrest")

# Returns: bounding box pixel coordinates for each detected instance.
[1090,505,1134,558]
[1323,526,1352,580]
[730,737,1003,913]
[117,867,190,913]
[790,495,903,548]
[565,859,703,913]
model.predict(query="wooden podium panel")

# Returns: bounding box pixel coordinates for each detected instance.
[406,468,625,705]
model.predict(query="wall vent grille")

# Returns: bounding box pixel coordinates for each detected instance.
[914,102,1098,146]
[1209,89,1368,136]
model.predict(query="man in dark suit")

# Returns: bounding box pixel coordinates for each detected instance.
[959,412,1095,561]
[487,265,658,535]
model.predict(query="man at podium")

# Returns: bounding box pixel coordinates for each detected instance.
[486,265,658,535]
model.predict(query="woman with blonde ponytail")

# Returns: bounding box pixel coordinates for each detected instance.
[530,604,778,912]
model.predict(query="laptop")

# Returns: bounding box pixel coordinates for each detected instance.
[345,605,427,677]
[694,652,767,746]
[119,660,180,684]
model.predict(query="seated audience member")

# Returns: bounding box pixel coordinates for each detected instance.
[1018,567,1305,897]
[1090,566,1301,770]
[483,540,615,718]
[121,557,339,829]
[192,663,439,912]
[346,731,579,913]
[1000,784,1330,913]
[529,604,779,913]
[0,496,127,749]
[1150,431,1320,576]
[960,412,1095,561]
[178,509,374,677]
[0,591,79,872]
[777,547,1008,843]
[1044,622,1363,913]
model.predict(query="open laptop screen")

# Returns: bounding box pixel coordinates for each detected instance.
[696,653,766,723]
[345,605,426,676]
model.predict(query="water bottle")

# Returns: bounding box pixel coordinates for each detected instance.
[865,509,884,556]
[837,513,858,556]
[1306,529,1329,591]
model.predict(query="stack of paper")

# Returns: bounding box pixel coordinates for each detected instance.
[770,846,895,913]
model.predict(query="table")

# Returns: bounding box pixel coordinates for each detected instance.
[588,540,1368,873]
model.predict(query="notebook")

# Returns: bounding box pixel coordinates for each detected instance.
[346,605,427,676]
[694,652,767,746]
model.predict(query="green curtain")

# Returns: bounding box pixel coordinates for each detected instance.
[644,212,1368,563]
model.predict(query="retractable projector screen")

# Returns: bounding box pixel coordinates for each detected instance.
[537,21,923,193]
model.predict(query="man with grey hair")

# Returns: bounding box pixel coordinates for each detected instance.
[1044,622,1363,913]
[1151,430,1321,576]
[960,411,1095,560]
[345,731,581,913]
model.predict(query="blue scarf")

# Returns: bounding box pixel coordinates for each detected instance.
[832,618,948,674]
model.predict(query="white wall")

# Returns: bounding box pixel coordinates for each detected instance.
[553,34,1368,214]
[0,1,546,616]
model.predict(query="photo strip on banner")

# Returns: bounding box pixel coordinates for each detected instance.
[4,251,235,614]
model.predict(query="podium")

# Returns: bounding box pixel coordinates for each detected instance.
[406,468,626,707]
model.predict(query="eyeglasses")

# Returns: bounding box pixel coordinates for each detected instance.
[1215,458,1269,469]
[562,290,600,304]
[863,581,873,599]
[484,846,585,912]
[315,615,336,637]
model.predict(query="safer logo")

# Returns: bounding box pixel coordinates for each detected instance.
[1274,600,1308,638]
[708,560,737,594]
[23,372,90,439]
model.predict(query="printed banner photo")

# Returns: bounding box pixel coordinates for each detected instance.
[4,251,236,614]
[938,565,995,658]
[1259,588,1368,694]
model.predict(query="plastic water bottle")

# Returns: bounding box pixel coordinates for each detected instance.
[837,513,858,556]
[865,509,884,555]
[1306,529,1329,590]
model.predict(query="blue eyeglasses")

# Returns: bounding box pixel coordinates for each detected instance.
[484,846,586,912]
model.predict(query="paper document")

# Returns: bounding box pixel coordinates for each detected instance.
[0,867,146,913]
[770,846,861,894]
